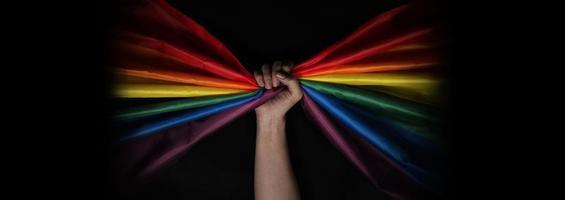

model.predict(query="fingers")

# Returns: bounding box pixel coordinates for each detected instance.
[254,71,264,87]
[261,64,272,89]
[275,71,302,100]
[281,60,293,73]
[278,61,300,96]
[255,61,298,94]
[272,61,282,87]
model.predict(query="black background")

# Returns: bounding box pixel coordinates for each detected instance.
[9,0,551,199]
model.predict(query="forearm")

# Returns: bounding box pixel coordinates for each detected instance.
[254,115,300,200]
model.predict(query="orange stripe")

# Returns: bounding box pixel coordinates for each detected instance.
[118,68,257,90]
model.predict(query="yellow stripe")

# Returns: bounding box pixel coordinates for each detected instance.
[115,84,248,98]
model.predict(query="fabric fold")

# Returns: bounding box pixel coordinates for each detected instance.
[117,68,258,90]
[115,0,255,83]
[294,1,439,74]
[118,31,256,86]
[299,72,440,100]
[116,91,258,121]
[116,88,283,181]
[300,80,438,126]
[118,89,264,141]
[302,85,431,183]
[295,47,440,77]
[296,28,433,75]
[115,84,249,98]
[302,93,436,199]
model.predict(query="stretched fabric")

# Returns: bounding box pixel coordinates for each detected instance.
[300,80,438,126]
[302,86,427,180]
[295,42,441,77]
[357,84,442,106]
[115,88,282,182]
[293,0,440,74]
[300,72,439,92]
[117,68,258,90]
[111,0,445,198]
[116,91,258,121]
[113,0,256,85]
[115,83,249,98]
[118,89,264,141]
[302,93,436,199]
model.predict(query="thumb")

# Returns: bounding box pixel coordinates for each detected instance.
[275,72,302,97]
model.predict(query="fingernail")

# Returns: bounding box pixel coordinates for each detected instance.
[276,73,285,79]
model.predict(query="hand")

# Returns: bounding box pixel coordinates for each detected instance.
[254,61,302,200]
[254,61,303,120]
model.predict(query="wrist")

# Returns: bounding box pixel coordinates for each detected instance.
[256,114,286,138]
[257,114,285,127]
[256,111,285,123]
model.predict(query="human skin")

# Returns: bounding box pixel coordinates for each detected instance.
[253,61,302,200]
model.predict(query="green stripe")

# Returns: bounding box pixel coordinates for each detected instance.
[116,91,258,121]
